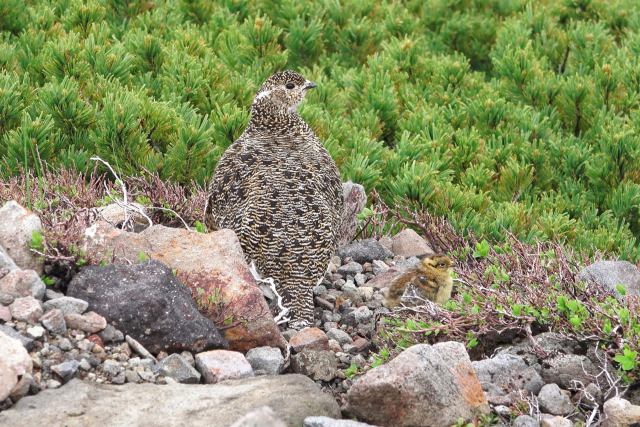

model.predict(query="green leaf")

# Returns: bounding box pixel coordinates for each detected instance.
[615,284,627,296]
[473,240,490,258]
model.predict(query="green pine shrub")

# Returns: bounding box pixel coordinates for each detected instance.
[1,0,640,259]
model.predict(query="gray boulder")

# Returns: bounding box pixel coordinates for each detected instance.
[230,406,286,427]
[304,417,377,427]
[0,375,341,427]
[338,239,393,264]
[578,260,640,297]
[347,342,489,427]
[538,383,574,416]
[67,260,227,354]
[0,201,44,274]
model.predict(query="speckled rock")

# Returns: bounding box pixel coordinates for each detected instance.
[64,311,107,334]
[538,384,574,416]
[157,353,201,384]
[347,342,489,427]
[291,350,338,382]
[0,201,44,274]
[43,296,88,315]
[472,353,543,402]
[230,406,287,427]
[245,347,285,375]
[290,328,329,353]
[40,309,67,335]
[0,269,45,300]
[578,260,640,297]
[602,397,640,427]
[9,296,42,323]
[0,375,341,427]
[390,229,434,258]
[0,331,33,401]
[195,350,253,384]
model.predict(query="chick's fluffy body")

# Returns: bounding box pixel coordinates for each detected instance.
[206,71,343,327]
[385,254,454,307]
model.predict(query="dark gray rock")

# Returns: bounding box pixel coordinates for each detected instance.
[0,376,341,427]
[50,360,79,383]
[157,354,201,384]
[67,261,227,354]
[338,239,393,264]
[98,324,124,344]
[578,260,640,297]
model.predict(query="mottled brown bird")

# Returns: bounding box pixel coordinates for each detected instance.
[384,254,454,307]
[206,70,343,329]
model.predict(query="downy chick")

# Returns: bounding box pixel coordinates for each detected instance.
[384,254,454,307]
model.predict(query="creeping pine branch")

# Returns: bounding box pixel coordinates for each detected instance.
[249,261,291,324]
[90,156,191,231]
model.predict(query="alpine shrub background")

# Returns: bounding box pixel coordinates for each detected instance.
[1,0,639,259]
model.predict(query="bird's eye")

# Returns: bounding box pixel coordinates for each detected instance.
[285,83,295,89]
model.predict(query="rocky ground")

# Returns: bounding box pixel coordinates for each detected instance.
[1,199,640,427]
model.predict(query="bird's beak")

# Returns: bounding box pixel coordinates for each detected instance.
[304,81,317,90]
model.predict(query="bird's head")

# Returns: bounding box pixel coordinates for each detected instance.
[418,254,454,281]
[252,70,317,114]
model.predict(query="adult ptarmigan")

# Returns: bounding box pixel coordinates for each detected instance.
[206,70,343,329]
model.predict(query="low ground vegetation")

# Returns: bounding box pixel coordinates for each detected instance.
[1,0,640,258]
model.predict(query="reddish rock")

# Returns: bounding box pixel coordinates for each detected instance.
[289,328,329,353]
[347,342,489,427]
[9,296,43,323]
[0,305,11,322]
[83,222,286,352]
[87,334,104,348]
[64,311,107,333]
[0,330,33,401]
[391,229,434,257]
[195,350,253,384]
[0,269,46,300]
[352,337,370,353]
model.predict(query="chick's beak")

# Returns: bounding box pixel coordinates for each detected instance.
[304,81,317,90]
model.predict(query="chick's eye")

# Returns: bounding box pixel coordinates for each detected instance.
[285,82,295,89]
